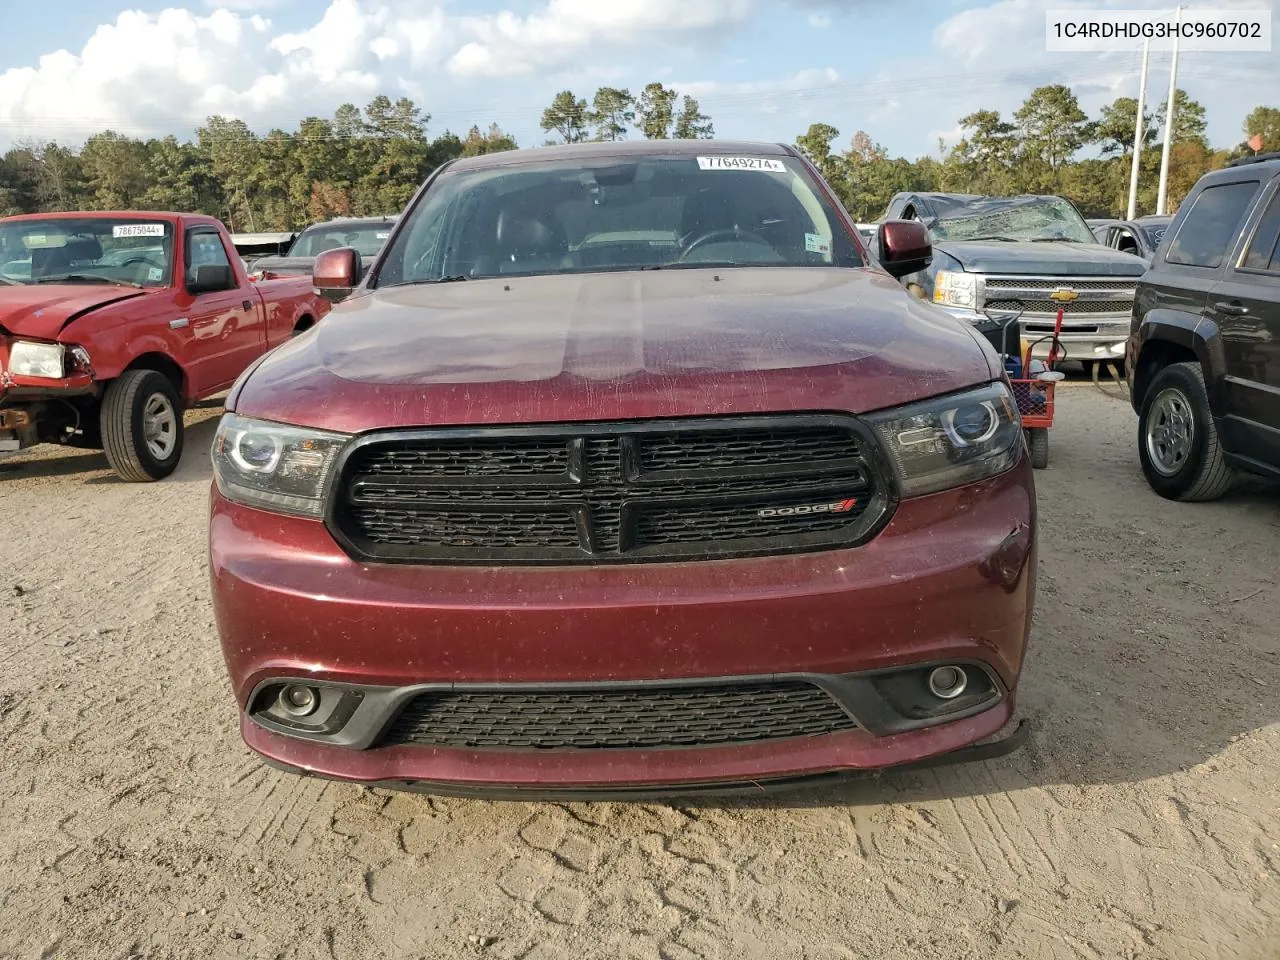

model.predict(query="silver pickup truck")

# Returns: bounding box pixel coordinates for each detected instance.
[877,193,1148,369]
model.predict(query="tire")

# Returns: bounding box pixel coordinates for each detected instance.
[1028,428,1049,469]
[100,369,184,482]
[1137,361,1234,501]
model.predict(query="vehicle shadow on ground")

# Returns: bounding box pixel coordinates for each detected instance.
[0,417,221,484]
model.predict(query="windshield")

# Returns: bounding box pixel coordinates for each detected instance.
[1138,219,1173,248]
[0,217,174,286]
[926,196,1096,244]
[375,154,863,285]
[289,223,394,258]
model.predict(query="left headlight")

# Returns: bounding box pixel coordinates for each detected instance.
[864,382,1021,497]
[8,341,65,379]
[932,270,979,310]
[211,414,350,517]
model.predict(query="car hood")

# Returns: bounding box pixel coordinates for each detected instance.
[936,240,1148,276]
[233,267,997,433]
[0,285,148,341]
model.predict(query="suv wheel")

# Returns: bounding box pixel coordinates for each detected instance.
[100,369,185,482]
[1138,361,1234,501]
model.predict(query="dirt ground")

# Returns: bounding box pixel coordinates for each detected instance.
[1,382,1277,960]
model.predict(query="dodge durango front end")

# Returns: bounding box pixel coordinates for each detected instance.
[209,140,1037,797]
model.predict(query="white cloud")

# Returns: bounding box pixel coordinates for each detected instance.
[0,0,763,143]
[807,13,832,29]
[446,0,755,77]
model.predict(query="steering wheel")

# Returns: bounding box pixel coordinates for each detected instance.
[119,256,164,271]
[678,228,770,261]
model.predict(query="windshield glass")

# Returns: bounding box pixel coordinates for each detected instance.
[1138,219,1173,248]
[0,217,174,286]
[927,196,1096,244]
[375,154,863,285]
[289,223,393,258]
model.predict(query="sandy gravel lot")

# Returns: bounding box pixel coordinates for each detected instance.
[1,384,1277,960]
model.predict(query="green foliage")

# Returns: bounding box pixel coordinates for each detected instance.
[674,96,713,140]
[541,91,591,144]
[591,88,635,142]
[635,83,679,140]
[1244,106,1280,151]
[1154,89,1208,149]
[0,96,515,230]
[0,85,1265,231]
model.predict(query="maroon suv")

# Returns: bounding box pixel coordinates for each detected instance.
[209,140,1036,797]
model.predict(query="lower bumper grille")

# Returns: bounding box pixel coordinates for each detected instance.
[377,681,857,750]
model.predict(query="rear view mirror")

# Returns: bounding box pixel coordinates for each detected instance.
[877,220,932,279]
[189,264,233,293]
[313,247,362,304]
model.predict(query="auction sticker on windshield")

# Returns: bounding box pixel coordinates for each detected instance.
[113,224,166,238]
[697,156,786,173]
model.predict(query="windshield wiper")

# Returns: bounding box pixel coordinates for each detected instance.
[34,274,142,288]
[1027,237,1083,243]
[958,236,1021,242]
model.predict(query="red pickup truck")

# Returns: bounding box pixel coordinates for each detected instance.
[0,211,331,480]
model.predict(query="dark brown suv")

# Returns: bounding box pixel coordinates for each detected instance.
[1127,153,1280,500]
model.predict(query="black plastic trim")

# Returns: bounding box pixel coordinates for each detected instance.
[245,658,1007,751]
[256,717,1031,801]
[321,413,899,566]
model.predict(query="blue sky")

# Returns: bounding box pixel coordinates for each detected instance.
[0,0,1276,157]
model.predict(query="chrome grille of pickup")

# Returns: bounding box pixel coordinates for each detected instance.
[378,680,857,750]
[328,417,888,564]
[982,275,1137,323]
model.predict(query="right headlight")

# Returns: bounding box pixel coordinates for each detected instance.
[864,382,1021,497]
[211,413,349,517]
[8,340,65,379]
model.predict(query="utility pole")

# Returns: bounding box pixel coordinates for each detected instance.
[1127,39,1150,220]
[1156,5,1181,216]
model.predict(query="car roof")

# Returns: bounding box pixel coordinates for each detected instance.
[302,216,397,230]
[446,139,796,173]
[0,210,216,226]
[1195,155,1280,188]
[913,192,1061,204]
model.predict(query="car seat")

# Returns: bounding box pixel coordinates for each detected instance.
[492,209,573,275]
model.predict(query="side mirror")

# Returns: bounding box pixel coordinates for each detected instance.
[189,263,233,293]
[313,247,362,304]
[877,220,932,279]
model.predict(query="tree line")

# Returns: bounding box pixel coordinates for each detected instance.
[799,87,1279,222]
[1,85,1277,233]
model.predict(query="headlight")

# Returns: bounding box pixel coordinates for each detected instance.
[865,382,1021,497]
[211,414,349,517]
[8,341,65,379]
[932,270,978,309]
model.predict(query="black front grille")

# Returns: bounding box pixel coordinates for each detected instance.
[329,417,887,564]
[985,298,1130,315]
[377,681,857,750]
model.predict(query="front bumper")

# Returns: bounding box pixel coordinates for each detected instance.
[934,307,1129,363]
[210,460,1037,792]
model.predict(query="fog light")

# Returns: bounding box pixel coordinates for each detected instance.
[927,666,968,700]
[279,684,320,717]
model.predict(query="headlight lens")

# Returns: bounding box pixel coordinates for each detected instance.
[211,414,349,517]
[932,270,978,309]
[8,341,65,378]
[865,382,1021,497]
